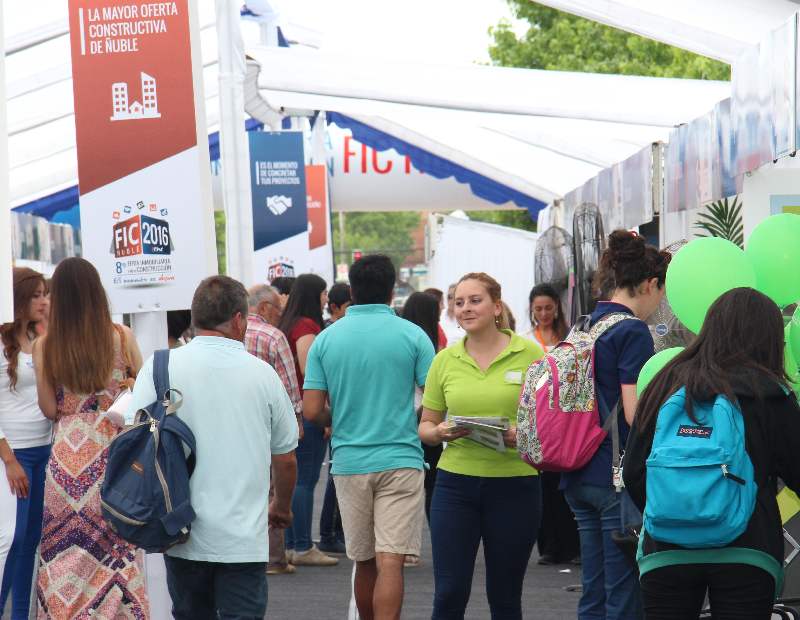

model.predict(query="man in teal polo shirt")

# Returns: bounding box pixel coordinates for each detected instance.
[304,254,435,620]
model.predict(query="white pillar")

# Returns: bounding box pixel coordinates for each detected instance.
[130,310,170,619]
[217,0,254,285]
[0,3,11,323]
[130,311,168,361]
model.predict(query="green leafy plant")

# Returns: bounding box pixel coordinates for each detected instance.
[694,197,744,248]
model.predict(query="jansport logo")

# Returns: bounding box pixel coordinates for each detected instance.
[677,424,713,439]
[267,195,292,215]
[113,214,172,258]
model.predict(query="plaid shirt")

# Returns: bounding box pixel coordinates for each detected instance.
[245,314,302,415]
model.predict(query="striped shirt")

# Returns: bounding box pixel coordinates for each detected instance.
[245,314,302,415]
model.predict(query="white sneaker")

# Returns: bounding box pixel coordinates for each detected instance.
[291,545,339,566]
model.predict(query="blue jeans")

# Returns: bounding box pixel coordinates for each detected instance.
[318,447,344,545]
[286,421,327,552]
[0,444,50,619]
[564,484,642,620]
[430,470,541,620]
[164,556,267,619]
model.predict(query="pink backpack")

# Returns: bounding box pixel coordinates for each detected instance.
[516,313,637,472]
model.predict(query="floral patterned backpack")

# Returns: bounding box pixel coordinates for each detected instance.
[517,313,637,472]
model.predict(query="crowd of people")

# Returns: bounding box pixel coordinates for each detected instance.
[1,228,799,619]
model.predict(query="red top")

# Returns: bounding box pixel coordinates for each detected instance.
[288,317,321,394]
[437,324,447,351]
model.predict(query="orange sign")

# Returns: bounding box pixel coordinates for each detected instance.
[306,165,328,250]
[68,0,197,195]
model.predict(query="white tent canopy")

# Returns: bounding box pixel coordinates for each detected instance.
[531,0,800,63]
[5,3,731,221]
[245,46,729,208]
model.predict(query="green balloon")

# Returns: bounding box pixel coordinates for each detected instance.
[666,237,756,334]
[790,306,800,364]
[745,214,800,307]
[637,347,685,396]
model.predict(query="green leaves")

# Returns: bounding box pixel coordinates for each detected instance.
[489,1,730,80]
[693,197,744,248]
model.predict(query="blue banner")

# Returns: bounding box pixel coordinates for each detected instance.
[249,131,308,252]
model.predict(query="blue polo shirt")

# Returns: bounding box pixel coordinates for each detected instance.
[562,302,654,489]
[304,304,435,475]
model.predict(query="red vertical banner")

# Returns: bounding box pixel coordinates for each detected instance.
[306,164,334,284]
[68,0,214,312]
[306,165,328,250]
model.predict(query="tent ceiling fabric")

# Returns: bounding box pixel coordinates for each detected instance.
[245,46,727,210]
[6,4,731,221]
[530,0,800,63]
[248,46,730,126]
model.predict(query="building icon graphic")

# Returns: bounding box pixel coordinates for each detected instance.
[110,73,161,121]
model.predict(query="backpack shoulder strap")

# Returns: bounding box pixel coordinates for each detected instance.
[588,312,639,342]
[152,349,171,405]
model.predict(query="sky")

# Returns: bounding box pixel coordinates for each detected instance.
[267,0,528,65]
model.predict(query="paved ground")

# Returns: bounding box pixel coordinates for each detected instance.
[3,472,583,619]
[265,473,582,619]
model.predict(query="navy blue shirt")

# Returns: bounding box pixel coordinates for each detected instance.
[561,302,655,489]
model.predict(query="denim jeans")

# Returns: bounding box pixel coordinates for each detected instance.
[318,448,344,545]
[164,556,267,620]
[564,483,643,620]
[286,421,327,552]
[430,470,541,620]
[0,444,50,619]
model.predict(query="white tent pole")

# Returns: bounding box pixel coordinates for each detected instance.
[217,0,254,285]
[0,3,11,323]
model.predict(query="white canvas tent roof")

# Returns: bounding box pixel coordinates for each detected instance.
[245,46,729,210]
[5,2,730,221]
[531,0,800,63]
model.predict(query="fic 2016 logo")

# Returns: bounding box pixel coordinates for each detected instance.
[113,214,172,258]
[268,261,295,281]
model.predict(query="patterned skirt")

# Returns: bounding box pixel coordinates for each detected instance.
[36,405,149,619]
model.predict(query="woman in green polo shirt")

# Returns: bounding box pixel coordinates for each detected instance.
[419,272,544,620]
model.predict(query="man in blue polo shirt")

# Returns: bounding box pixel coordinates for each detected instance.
[303,254,435,620]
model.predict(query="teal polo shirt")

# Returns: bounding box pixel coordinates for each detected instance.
[304,304,435,475]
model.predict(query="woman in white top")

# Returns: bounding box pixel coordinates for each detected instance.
[0,268,51,618]
[523,283,568,352]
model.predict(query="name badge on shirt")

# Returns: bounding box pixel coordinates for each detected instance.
[504,371,523,384]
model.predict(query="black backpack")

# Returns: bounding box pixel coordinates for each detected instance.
[101,349,197,552]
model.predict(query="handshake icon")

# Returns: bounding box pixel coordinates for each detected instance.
[267,195,292,216]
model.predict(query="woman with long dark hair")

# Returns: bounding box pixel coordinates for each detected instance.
[0,268,50,618]
[624,287,800,618]
[278,274,337,566]
[402,292,443,533]
[561,230,670,619]
[523,283,568,352]
[32,257,148,618]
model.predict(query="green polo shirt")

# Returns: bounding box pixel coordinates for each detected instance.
[422,331,543,478]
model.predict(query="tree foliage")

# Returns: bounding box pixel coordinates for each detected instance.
[468,209,537,232]
[489,2,730,80]
[332,211,421,267]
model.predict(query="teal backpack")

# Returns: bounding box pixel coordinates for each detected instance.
[643,387,757,548]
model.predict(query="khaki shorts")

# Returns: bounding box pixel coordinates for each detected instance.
[333,468,425,562]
